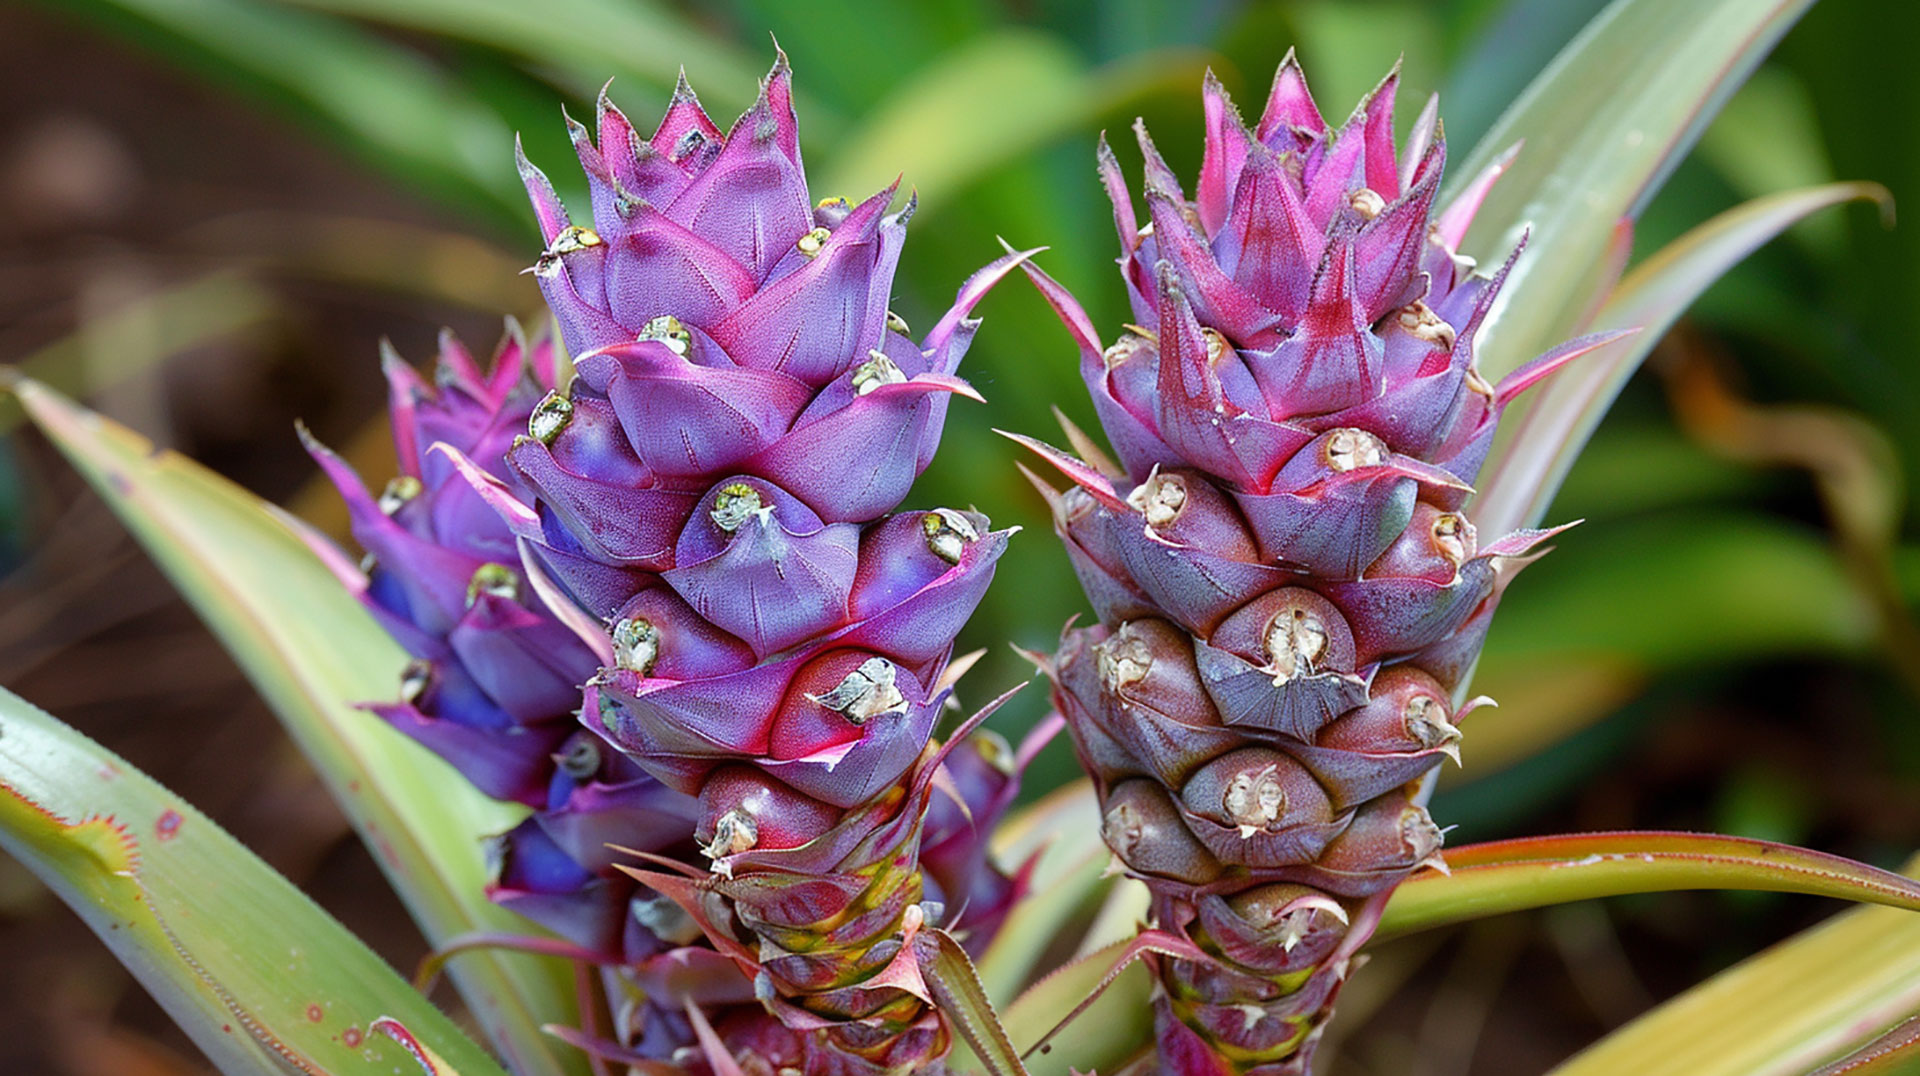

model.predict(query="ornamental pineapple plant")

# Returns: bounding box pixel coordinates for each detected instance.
[1017,55,1619,1074]
[8,8,1920,1076]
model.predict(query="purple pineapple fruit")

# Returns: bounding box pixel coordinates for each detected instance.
[301,326,710,976]
[435,54,1034,1075]
[1017,55,1617,1075]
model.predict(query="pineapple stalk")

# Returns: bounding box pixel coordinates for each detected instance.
[1019,55,1614,1074]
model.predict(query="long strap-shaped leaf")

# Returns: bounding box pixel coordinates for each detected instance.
[1375,830,1920,940]
[1473,182,1891,536]
[1452,0,1815,382]
[1551,855,1920,1076]
[5,376,585,1076]
[39,0,522,226]
[1805,1016,1920,1076]
[279,0,774,128]
[0,684,508,1076]
[975,778,1112,1005]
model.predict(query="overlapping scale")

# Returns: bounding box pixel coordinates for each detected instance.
[447,55,1033,1076]
[1022,54,1608,1075]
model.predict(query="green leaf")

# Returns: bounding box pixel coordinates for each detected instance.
[1806,1015,1920,1076]
[1000,939,1154,1076]
[0,684,509,1076]
[4,377,585,1076]
[1474,182,1891,535]
[279,0,779,127]
[1376,831,1920,941]
[1459,509,1874,779]
[926,930,1031,1076]
[1454,0,1814,383]
[817,30,1211,217]
[976,779,1112,1004]
[42,0,523,227]
[1549,856,1920,1076]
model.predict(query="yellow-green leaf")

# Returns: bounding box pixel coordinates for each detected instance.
[1474,182,1891,536]
[1550,856,1920,1076]
[819,30,1210,217]
[0,684,508,1076]
[1455,0,1814,383]
[1377,830,1920,941]
[5,376,584,1076]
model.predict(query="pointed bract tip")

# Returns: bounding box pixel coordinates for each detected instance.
[500,313,528,354]
[377,336,407,372]
[291,418,333,460]
[1342,62,1401,128]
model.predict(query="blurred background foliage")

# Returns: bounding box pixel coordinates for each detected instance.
[0,0,1915,1073]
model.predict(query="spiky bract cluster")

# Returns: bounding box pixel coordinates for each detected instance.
[1021,55,1607,1075]
[447,57,1033,1075]
[302,329,707,981]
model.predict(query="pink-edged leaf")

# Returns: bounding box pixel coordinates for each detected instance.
[1805,1015,1920,1076]
[1377,829,1920,940]
[1453,0,1817,382]
[1473,182,1891,535]
[925,928,1030,1076]
[5,378,578,1074]
[1552,852,1920,1076]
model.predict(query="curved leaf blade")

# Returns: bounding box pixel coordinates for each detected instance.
[0,684,508,1076]
[42,0,522,226]
[1455,0,1814,382]
[1475,182,1891,535]
[280,0,778,128]
[927,930,1030,1076]
[1805,1015,1920,1076]
[1549,856,1920,1076]
[5,376,584,1076]
[1377,830,1920,941]
[977,778,1111,1004]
